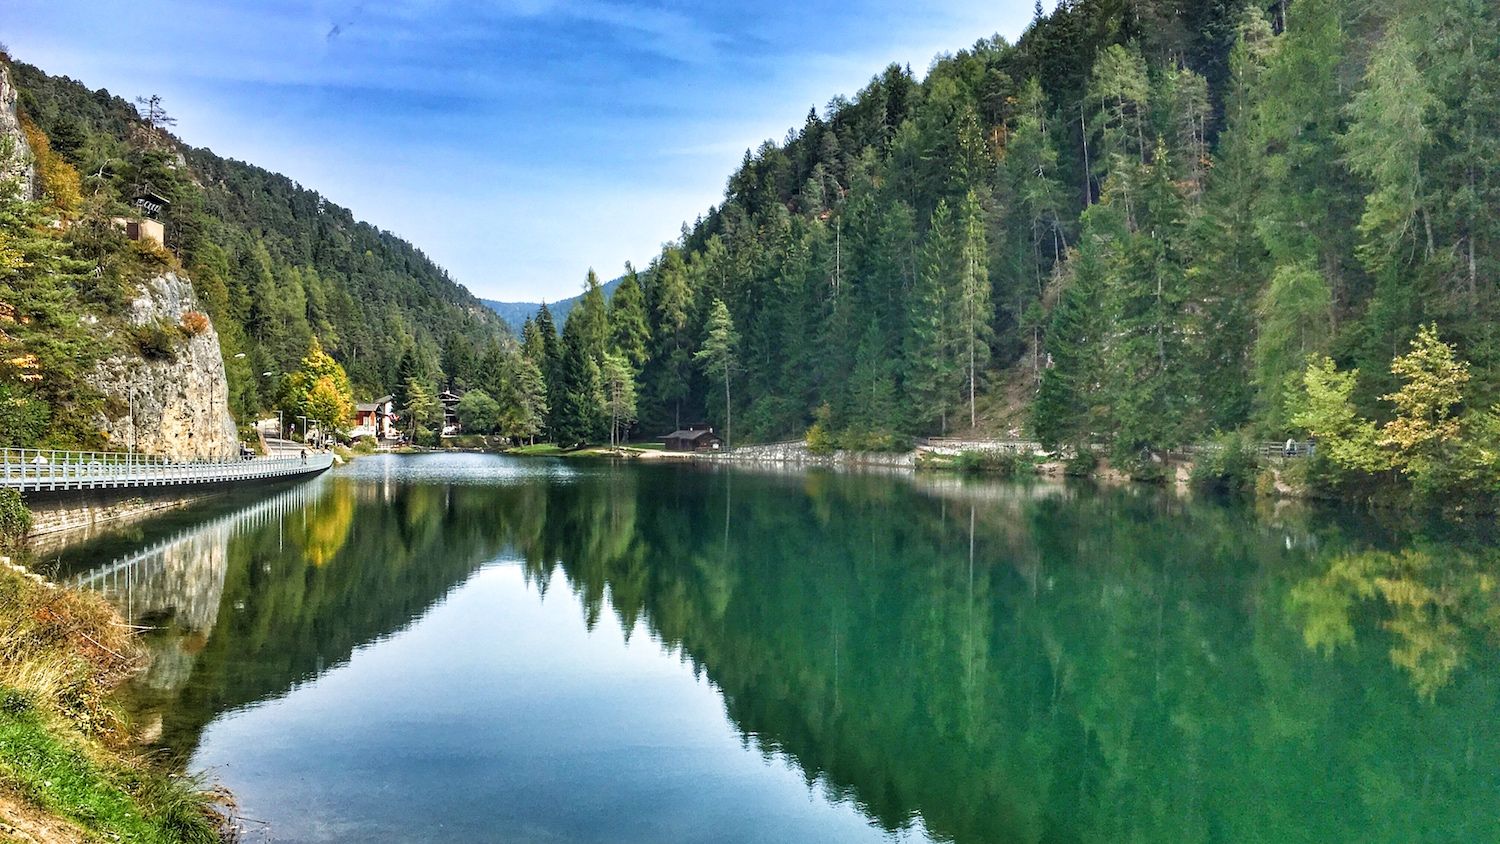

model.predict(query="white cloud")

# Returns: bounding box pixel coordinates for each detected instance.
[7,0,1045,302]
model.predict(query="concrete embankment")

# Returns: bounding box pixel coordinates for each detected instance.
[23,487,222,538]
[21,468,333,541]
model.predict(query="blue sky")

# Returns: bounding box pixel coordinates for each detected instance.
[6,0,1042,301]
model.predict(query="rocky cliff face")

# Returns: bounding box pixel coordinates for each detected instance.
[0,63,35,198]
[87,273,240,460]
[5,62,236,460]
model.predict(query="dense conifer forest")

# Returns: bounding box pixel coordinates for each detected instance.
[5,0,1500,501]
[519,0,1500,498]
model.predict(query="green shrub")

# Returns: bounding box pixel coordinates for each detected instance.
[0,384,50,448]
[0,688,33,715]
[128,321,179,361]
[0,489,31,548]
[1190,432,1260,494]
[1118,453,1169,483]
[954,449,1034,476]
[1064,448,1100,477]
[806,403,836,454]
[837,429,912,453]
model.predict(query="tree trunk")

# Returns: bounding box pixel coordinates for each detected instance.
[1469,156,1479,301]
[724,371,732,451]
[1080,112,1092,207]
[1469,232,1478,302]
[969,337,977,430]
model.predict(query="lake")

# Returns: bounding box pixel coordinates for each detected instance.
[36,453,1500,842]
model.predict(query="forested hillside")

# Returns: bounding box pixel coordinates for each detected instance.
[4,56,502,434]
[518,0,1499,490]
[7,0,1499,501]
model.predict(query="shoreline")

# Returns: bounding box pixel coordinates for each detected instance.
[0,555,232,843]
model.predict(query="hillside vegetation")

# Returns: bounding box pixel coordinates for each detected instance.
[8,0,1500,505]
[3,56,504,445]
[503,0,1500,503]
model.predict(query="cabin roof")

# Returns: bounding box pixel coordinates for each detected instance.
[663,429,719,440]
[355,395,394,412]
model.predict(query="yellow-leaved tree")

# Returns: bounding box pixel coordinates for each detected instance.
[1378,325,1470,492]
[282,338,354,435]
[1289,357,1388,473]
[1292,326,1500,498]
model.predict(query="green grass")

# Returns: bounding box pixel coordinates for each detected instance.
[0,693,221,843]
[507,443,564,456]
[0,567,227,841]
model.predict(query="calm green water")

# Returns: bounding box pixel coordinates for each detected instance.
[38,453,1500,843]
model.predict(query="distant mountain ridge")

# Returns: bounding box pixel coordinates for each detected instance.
[482,276,624,332]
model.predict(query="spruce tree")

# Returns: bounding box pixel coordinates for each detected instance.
[906,199,961,433]
[1033,236,1106,447]
[1102,148,1194,454]
[609,265,651,369]
[648,248,693,428]
[574,269,610,367]
[1188,8,1273,432]
[956,189,992,430]
[695,298,740,448]
[393,346,421,414]
[534,303,563,432]
[552,315,604,447]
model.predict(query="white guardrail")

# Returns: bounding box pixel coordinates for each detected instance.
[0,447,334,492]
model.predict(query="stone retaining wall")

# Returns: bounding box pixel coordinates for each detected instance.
[699,441,916,469]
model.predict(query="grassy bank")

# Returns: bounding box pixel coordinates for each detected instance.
[0,560,228,843]
[916,449,1039,476]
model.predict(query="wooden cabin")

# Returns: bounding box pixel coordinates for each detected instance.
[662,425,723,453]
[352,395,396,440]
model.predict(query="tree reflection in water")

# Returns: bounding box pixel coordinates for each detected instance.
[48,457,1500,843]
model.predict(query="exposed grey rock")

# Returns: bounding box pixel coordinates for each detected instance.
[0,63,36,199]
[87,273,239,460]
